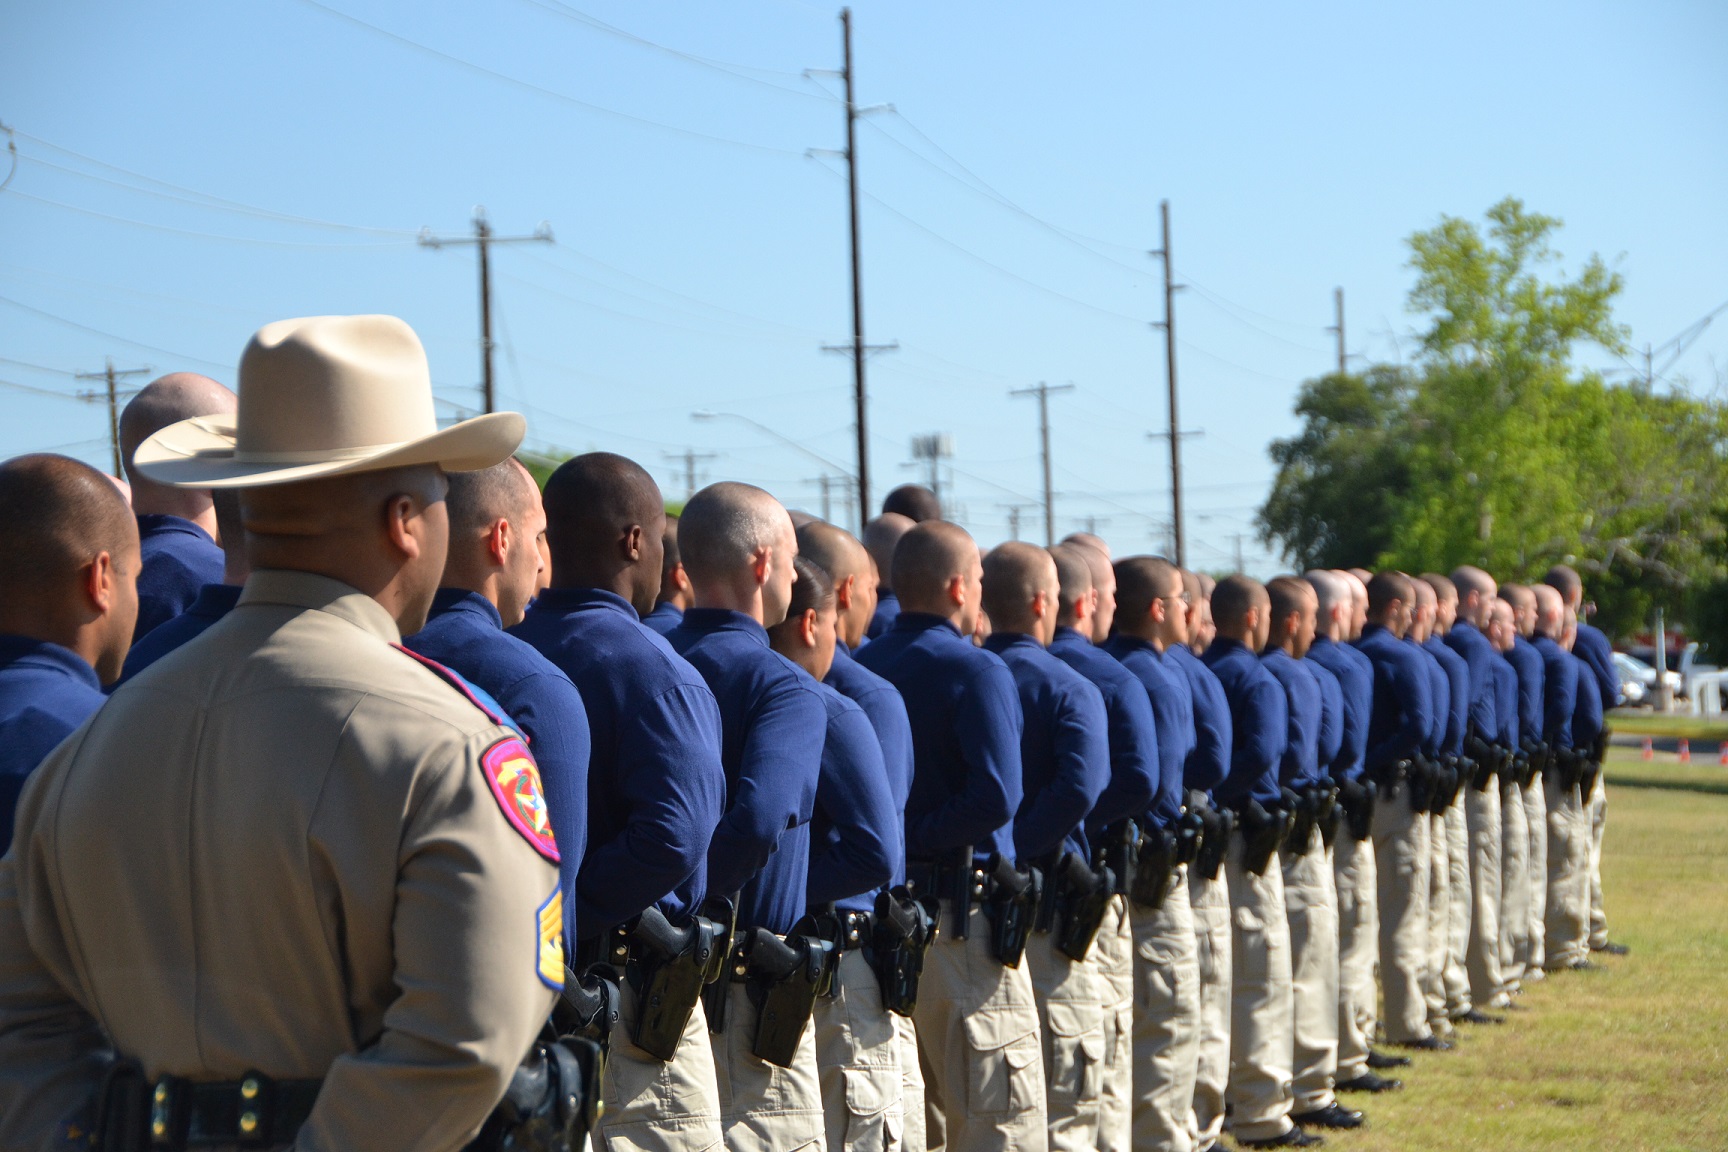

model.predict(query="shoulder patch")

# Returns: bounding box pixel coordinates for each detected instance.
[482,736,560,863]
[537,883,566,991]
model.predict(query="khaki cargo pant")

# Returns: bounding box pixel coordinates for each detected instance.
[896,1015,926,1152]
[1498,775,1530,994]
[1543,772,1590,969]
[1223,835,1295,1144]
[914,900,1049,1152]
[1423,810,1453,1033]
[1523,779,1548,977]
[1445,797,1472,1014]
[815,948,905,1152]
[710,980,825,1152]
[1371,787,1431,1043]
[1464,783,1505,1008]
[1281,826,1338,1115]
[1026,929,1105,1152]
[1332,830,1377,1082]
[1092,895,1134,1152]
[1130,866,1200,1152]
[1187,867,1232,1152]
[595,978,725,1152]
[1587,782,1609,950]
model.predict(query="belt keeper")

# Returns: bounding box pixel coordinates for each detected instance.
[149,1075,188,1148]
[237,1071,275,1147]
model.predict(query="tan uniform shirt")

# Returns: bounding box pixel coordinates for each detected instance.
[0,570,561,1151]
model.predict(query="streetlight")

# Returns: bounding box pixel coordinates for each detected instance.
[691,410,860,529]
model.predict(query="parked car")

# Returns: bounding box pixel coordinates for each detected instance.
[1614,650,1681,706]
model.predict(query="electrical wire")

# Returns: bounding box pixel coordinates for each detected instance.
[0,377,84,401]
[7,189,412,249]
[0,354,78,377]
[292,0,807,158]
[0,295,233,372]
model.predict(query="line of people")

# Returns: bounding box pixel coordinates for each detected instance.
[0,314,1623,1152]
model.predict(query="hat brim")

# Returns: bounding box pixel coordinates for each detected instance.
[132,411,527,489]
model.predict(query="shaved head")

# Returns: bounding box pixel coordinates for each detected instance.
[864,513,916,591]
[1069,537,1116,640]
[120,372,238,522]
[680,482,790,582]
[1366,571,1413,621]
[1049,544,1093,625]
[1533,584,1564,637]
[1061,531,1111,562]
[1116,555,1180,624]
[882,484,941,523]
[982,541,1058,637]
[1422,573,1457,604]
[893,520,982,633]
[543,452,666,613]
[797,520,869,584]
[1543,564,1583,608]
[1211,574,1267,642]
[442,458,543,626]
[446,457,534,542]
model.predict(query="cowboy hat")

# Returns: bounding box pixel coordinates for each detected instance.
[132,314,524,488]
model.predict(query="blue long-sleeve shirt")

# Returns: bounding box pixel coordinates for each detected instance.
[667,608,826,934]
[1168,644,1232,795]
[1050,626,1159,837]
[1308,635,1372,784]
[511,587,726,938]
[117,583,242,686]
[1507,635,1547,749]
[642,602,683,637]
[1308,656,1345,780]
[1574,622,1622,711]
[1102,634,1193,831]
[0,636,107,856]
[1571,654,1604,751]
[866,590,901,642]
[985,634,1110,863]
[133,514,225,640]
[807,679,898,911]
[1203,637,1288,810]
[1444,621,1501,743]
[825,642,915,888]
[1422,635,1468,756]
[1531,635,1579,749]
[1354,624,1434,774]
[407,589,592,940]
[1491,656,1520,748]
[1262,648,1323,791]
[856,612,1023,864]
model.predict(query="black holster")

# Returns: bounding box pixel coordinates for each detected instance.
[1176,798,1205,866]
[1436,756,1466,811]
[1195,804,1233,880]
[471,1027,607,1152]
[1237,800,1286,876]
[1130,825,1177,911]
[739,919,837,1068]
[870,886,939,1016]
[1336,777,1377,842]
[1045,851,1113,962]
[1093,818,1138,896]
[1406,756,1437,813]
[628,900,729,1060]
[982,854,1040,967]
[1579,758,1603,802]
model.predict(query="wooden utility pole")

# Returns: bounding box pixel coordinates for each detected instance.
[1010,381,1074,546]
[664,448,717,501]
[75,359,150,475]
[420,208,552,413]
[1328,287,1346,375]
[1152,200,1185,567]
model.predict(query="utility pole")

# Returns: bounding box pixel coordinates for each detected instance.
[815,10,895,530]
[1231,532,1246,573]
[909,433,954,503]
[1010,381,1074,547]
[1327,287,1346,375]
[75,359,150,476]
[999,503,1035,542]
[1151,200,1186,567]
[663,448,716,502]
[419,208,552,414]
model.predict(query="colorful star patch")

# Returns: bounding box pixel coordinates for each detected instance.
[481,736,560,863]
[537,885,566,991]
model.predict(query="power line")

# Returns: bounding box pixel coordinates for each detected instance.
[292,0,807,158]
[420,208,554,413]
[74,359,151,474]
[0,295,233,372]
[1010,381,1074,546]
[7,189,411,249]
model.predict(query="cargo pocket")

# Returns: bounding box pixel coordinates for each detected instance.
[842,1066,902,1152]
[1042,1000,1105,1104]
[961,1008,1042,1117]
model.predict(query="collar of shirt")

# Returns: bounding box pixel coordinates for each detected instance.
[1206,636,1251,661]
[427,587,504,631]
[0,634,102,692]
[891,611,962,640]
[1105,632,1158,659]
[188,584,244,619]
[1360,623,1392,642]
[982,632,1042,656]
[238,570,401,644]
[679,607,770,646]
[529,585,640,621]
[1049,625,1096,651]
[135,513,214,545]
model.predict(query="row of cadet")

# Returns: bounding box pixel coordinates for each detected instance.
[0,314,1623,1152]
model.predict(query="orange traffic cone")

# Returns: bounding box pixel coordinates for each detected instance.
[1642,737,1654,761]
[1679,738,1691,764]
[1718,742,1727,765]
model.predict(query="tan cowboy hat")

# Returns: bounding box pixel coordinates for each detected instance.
[133,314,525,488]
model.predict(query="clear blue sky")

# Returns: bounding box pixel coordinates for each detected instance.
[4,0,1724,574]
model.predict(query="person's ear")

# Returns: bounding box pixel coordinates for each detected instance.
[487,517,512,568]
[84,551,116,616]
[622,523,644,562]
[751,545,773,588]
[385,494,424,561]
[1150,595,1165,625]
[799,607,818,648]
[946,573,966,608]
[835,573,856,611]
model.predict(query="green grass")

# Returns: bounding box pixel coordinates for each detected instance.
[1337,783,1728,1152]
[1606,710,1728,741]
[1604,747,1728,796]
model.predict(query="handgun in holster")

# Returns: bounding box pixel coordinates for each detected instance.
[1579,757,1602,802]
[1406,756,1438,813]
[1195,804,1232,880]
[870,885,939,1016]
[1593,729,1611,763]
[1237,799,1285,876]
[982,854,1041,967]
[1130,824,1178,911]
[1176,796,1205,866]
[1522,739,1550,785]
[1464,730,1496,791]
[1093,818,1138,896]
[741,917,837,1068]
[469,1030,606,1152]
[1314,778,1340,849]
[1281,786,1313,853]
[1336,777,1377,842]
[627,899,729,1060]
[1051,853,1113,962]
[1552,746,1583,791]
[938,845,979,941]
[1440,755,1468,811]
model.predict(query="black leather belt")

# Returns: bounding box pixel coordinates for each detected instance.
[835,910,875,951]
[115,1070,321,1149]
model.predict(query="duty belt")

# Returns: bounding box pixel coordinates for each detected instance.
[835,909,875,952]
[97,1065,319,1150]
